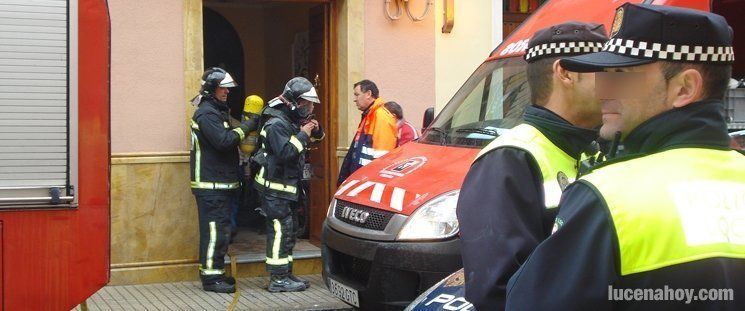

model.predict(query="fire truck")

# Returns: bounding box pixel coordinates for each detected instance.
[321,0,745,310]
[0,0,110,309]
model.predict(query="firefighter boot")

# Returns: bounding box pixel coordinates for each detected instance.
[203,279,236,294]
[223,275,236,285]
[288,274,310,288]
[288,263,310,288]
[267,274,307,293]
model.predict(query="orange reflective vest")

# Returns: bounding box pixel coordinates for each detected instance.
[337,98,398,185]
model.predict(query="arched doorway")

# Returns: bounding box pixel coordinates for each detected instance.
[203,7,245,120]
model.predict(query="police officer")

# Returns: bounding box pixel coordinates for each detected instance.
[190,67,259,293]
[455,22,608,310]
[506,4,745,310]
[253,77,324,292]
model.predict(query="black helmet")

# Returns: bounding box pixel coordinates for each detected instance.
[280,77,320,105]
[200,67,238,95]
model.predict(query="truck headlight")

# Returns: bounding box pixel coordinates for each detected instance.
[397,190,459,241]
[327,198,337,219]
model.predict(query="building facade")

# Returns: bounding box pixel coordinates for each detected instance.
[107,0,513,284]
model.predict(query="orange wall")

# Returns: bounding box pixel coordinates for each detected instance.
[363,0,436,129]
[109,0,186,153]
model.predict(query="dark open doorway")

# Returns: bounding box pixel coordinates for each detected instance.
[203,7,245,120]
[202,0,336,259]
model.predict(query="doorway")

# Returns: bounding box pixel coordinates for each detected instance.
[202,0,337,258]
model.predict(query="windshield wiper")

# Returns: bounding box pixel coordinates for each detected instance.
[455,128,500,137]
[426,127,449,146]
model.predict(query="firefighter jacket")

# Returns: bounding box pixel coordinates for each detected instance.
[253,106,324,201]
[506,100,745,311]
[337,98,398,185]
[190,97,250,194]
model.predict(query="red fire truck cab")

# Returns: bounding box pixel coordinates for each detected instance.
[321,0,745,310]
[0,1,110,309]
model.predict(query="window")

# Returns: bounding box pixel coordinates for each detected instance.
[0,0,77,207]
[420,57,530,148]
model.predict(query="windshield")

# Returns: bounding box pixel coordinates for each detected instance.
[421,57,530,148]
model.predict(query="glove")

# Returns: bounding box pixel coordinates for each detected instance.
[240,115,260,133]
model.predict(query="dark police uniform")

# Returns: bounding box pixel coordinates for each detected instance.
[506,4,745,310]
[455,22,607,310]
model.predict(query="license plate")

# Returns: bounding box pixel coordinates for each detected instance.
[328,278,359,307]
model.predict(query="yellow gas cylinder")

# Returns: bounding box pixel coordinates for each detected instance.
[240,95,264,154]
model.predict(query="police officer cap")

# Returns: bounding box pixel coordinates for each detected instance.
[561,3,735,72]
[525,21,609,63]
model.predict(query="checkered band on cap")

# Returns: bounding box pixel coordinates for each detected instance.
[603,38,735,63]
[525,41,605,61]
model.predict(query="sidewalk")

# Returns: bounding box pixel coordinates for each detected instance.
[75,275,351,311]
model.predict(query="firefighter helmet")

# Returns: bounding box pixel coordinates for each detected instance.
[281,77,320,105]
[200,67,238,95]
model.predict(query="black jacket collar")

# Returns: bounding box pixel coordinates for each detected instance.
[523,105,598,159]
[621,99,730,155]
[203,97,229,112]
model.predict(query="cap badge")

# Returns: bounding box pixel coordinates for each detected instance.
[611,7,624,38]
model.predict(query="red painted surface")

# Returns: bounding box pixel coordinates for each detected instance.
[1,1,110,310]
[335,142,477,216]
[490,0,710,60]
[336,0,718,218]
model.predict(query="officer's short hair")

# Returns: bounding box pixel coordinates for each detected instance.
[527,56,560,106]
[660,62,732,101]
[354,79,380,99]
[384,101,404,120]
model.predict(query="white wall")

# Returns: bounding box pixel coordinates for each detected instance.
[434,0,502,114]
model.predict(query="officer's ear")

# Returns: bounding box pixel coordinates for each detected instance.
[553,59,574,88]
[668,68,704,108]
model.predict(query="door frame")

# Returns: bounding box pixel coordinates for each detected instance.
[186,0,340,244]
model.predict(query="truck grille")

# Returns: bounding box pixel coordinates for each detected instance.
[332,249,373,285]
[334,200,394,231]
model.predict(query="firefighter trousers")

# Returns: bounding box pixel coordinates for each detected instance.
[263,195,298,275]
[195,192,233,283]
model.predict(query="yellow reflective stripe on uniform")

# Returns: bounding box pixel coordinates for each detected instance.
[206,221,217,269]
[232,127,246,140]
[190,121,202,182]
[266,258,291,265]
[199,267,224,275]
[223,121,229,128]
[190,181,240,190]
[581,148,745,276]
[477,123,577,209]
[289,135,304,152]
[266,219,290,265]
[260,129,267,137]
[254,167,297,194]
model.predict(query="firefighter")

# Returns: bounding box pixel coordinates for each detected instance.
[506,4,745,310]
[455,22,608,310]
[253,77,324,292]
[337,79,398,186]
[190,67,259,293]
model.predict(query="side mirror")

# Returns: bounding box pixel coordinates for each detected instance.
[422,107,435,129]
